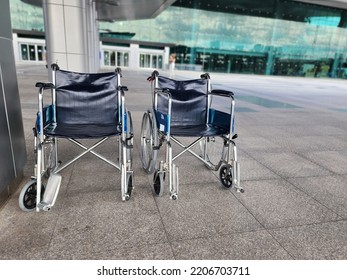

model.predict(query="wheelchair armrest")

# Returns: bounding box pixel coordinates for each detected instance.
[51,63,60,71]
[161,88,171,94]
[147,70,159,82]
[200,73,210,79]
[211,89,234,98]
[35,82,54,90]
[118,86,128,91]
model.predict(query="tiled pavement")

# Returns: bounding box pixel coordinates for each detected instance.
[1,64,347,260]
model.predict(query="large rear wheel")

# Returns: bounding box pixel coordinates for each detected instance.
[140,111,158,173]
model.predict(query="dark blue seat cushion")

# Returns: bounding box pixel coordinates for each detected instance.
[170,124,228,137]
[45,123,121,139]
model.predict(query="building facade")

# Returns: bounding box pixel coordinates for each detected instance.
[10,0,347,78]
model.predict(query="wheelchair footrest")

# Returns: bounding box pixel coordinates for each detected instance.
[41,174,62,211]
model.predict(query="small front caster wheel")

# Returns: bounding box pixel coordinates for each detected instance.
[170,193,178,200]
[153,170,164,196]
[126,173,133,200]
[18,180,45,212]
[219,165,233,189]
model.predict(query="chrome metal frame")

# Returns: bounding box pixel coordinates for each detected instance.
[147,73,242,199]
[31,66,132,212]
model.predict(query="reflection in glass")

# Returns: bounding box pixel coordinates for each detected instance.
[100,1,347,77]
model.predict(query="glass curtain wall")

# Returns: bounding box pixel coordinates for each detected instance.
[10,0,44,31]
[100,0,347,77]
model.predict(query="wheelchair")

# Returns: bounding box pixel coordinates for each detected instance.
[19,64,133,212]
[141,71,243,200]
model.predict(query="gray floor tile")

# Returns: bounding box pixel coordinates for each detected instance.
[171,230,292,260]
[271,220,347,260]
[0,197,58,260]
[46,189,167,259]
[48,243,175,260]
[288,175,347,218]
[250,152,332,178]
[282,125,347,137]
[235,154,280,181]
[66,168,122,195]
[238,179,339,229]
[238,136,283,152]
[301,150,347,175]
[155,183,263,241]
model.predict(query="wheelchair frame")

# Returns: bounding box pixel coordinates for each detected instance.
[141,71,243,200]
[19,64,133,212]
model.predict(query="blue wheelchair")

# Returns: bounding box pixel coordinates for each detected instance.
[140,71,243,200]
[19,64,133,212]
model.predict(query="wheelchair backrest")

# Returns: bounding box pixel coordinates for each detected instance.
[54,69,119,125]
[157,76,208,126]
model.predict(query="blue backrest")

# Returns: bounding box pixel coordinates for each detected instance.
[157,76,208,127]
[55,69,118,125]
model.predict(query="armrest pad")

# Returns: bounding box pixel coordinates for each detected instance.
[200,73,210,79]
[118,86,128,91]
[211,89,234,97]
[35,82,54,89]
[51,64,59,71]
[147,70,159,82]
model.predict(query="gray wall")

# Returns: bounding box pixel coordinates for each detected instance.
[0,0,27,206]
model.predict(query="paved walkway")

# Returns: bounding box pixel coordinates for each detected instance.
[1,64,347,259]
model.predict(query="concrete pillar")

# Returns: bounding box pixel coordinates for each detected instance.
[43,0,88,72]
[129,43,140,69]
[12,33,19,62]
[0,0,26,207]
[86,0,99,72]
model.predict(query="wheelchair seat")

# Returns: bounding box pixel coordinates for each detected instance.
[45,123,121,138]
[169,124,228,137]
[18,64,134,213]
[141,71,243,200]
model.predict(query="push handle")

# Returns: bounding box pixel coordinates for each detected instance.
[35,82,54,89]
[147,70,159,82]
[51,64,59,71]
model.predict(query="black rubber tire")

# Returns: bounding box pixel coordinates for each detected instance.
[219,165,233,189]
[18,180,45,212]
[126,173,133,199]
[153,170,164,196]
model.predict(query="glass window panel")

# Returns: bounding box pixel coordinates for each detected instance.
[140,54,145,68]
[37,45,43,61]
[124,53,129,67]
[104,51,110,66]
[21,44,28,60]
[152,55,157,68]
[29,45,36,61]
[117,52,122,66]
[158,55,163,69]
[110,51,116,66]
